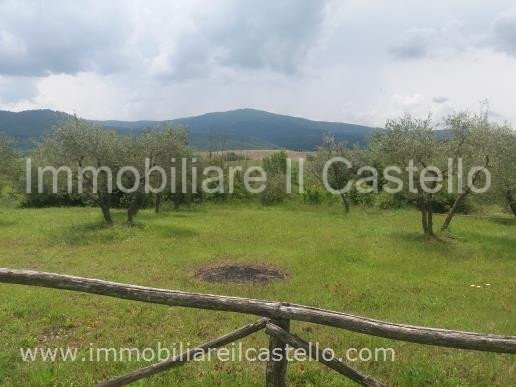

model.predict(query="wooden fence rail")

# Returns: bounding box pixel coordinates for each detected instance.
[0,268,515,386]
[265,322,384,387]
[97,318,269,387]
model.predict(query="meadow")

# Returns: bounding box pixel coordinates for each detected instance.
[0,201,514,386]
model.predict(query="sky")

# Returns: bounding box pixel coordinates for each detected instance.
[0,0,516,127]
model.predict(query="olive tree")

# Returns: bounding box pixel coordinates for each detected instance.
[32,117,123,224]
[151,127,192,212]
[440,110,508,230]
[491,127,516,217]
[122,127,191,225]
[310,135,363,212]
[371,115,447,236]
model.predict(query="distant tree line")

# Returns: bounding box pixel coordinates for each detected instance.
[0,108,514,236]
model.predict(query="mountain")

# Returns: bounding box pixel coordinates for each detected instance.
[0,108,379,151]
[172,109,378,150]
[0,109,69,149]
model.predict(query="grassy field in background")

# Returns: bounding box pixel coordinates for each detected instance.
[0,202,514,386]
[200,149,314,160]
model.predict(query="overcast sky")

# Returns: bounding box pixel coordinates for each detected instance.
[1,0,515,126]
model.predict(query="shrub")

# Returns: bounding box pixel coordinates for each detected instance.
[303,185,325,205]
[263,151,288,174]
[20,192,87,208]
[349,181,375,206]
[260,173,287,205]
[223,152,246,161]
[374,191,406,209]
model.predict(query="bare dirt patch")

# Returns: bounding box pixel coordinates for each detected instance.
[195,263,287,283]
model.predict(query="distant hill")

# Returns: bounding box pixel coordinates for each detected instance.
[168,109,379,150]
[0,110,70,149]
[0,108,379,151]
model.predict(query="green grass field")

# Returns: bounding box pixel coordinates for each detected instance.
[0,202,514,386]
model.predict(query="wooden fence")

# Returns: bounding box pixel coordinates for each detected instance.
[0,268,515,386]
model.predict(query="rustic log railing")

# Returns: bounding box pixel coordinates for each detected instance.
[0,268,515,386]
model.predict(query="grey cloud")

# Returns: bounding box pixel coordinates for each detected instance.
[0,76,38,102]
[1,0,515,128]
[389,19,472,60]
[491,9,516,56]
[389,28,437,59]
[153,0,328,80]
[0,1,130,77]
[433,97,448,104]
[211,0,327,72]
[0,0,330,89]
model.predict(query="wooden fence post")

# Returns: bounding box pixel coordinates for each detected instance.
[265,318,290,387]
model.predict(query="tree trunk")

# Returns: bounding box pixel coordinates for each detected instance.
[419,195,434,236]
[442,169,483,231]
[442,189,470,231]
[85,192,113,225]
[127,203,137,226]
[421,208,427,234]
[173,193,181,210]
[101,205,113,225]
[340,193,350,213]
[505,190,516,217]
[155,194,161,214]
[426,198,434,236]
[127,193,143,226]
[99,194,113,225]
[419,196,428,234]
